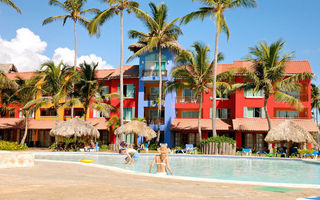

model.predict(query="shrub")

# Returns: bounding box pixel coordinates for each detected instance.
[0,140,29,151]
[148,144,160,150]
[200,136,236,147]
[100,144,108,151]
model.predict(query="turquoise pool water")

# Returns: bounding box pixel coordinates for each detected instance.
[35,153,320,185]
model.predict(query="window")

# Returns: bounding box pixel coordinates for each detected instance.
[40,108,57,117]
[277,110,299,118]
[244,89,264,98]
[101,86,109,95]
[145,54,166,71]
[118,84,136,98]
[217,93,230,99]
[183,89,193,97]
[244,107,265,118]
[150,87,159,97]
[209,108,230,119]
[124,107,135,121]
[19,110,34,118]
[93,109,110,118]
[279,90,300,99]
[182,111,199,118]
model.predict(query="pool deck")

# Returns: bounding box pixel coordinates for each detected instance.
[0,161,319,200]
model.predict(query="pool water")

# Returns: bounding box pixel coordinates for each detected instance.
[35,153,320,185]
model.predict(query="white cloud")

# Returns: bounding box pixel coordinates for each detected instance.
[0,28,113,72]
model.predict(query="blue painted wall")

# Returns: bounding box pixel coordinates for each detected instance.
[137,49,176,147]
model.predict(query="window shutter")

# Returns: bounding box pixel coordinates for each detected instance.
[132,107,135,119]
[117,84,120,93]
[244,89,247,97]
[244,107,247,118]
[133,84,136,97]
[210,108,212,119]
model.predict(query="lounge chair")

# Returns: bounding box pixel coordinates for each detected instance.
[275,147,287,157]
[181,144,196,154]
[289,147,301,158]
[257,151,267,156]
[237,148,252,156]
[305,150,319,159]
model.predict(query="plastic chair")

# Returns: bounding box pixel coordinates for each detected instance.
[305,150,319,159]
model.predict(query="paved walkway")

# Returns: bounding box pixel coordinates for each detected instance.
[0,161,319,200]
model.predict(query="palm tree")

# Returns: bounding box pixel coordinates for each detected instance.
[9,77,48,144]
[43,0,99,117]
[181,0,257,137]
[128,2,183,143]
[0,70,17,90]
[236,40,313,132]
[167,42,227,142]
[72,62,118,121]
[25,61,75,125]
[1,0,21,13]
[311,83,320,125]
[88,0,140,128]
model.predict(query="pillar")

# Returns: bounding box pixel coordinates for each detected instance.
[236,131,242,148]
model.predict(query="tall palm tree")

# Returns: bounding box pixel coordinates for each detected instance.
[72,62,118,121]
[88,0,140,128]
[9,77,48,144]
[236,40,313,132]
[0,70,17,90]
[43,0,99,117]
[167,42,228,142]
[181,0,257,137]
[311,83,320,125]
[1,0,21,13]
[25,61,75,125]
[128,2,183,143]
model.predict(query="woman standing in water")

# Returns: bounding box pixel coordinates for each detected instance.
[149,145,173,175]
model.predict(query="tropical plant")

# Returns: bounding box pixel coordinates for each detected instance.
[88,0,140,128]
[71,62,118,121]
[0,69,17,90]
[128,2,183,143]
[167,42,228,142]
[181,0,257,137]
[132,116,146,123]
[311,83,320,125]
[1,0,21,13]
[25,61,75,126]
[0,140,28,151]
[107,115,120,132]
[235,40,313,131]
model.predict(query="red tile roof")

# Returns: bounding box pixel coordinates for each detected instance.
[6,72,38,80]
[0,118,109,130]
[170,118,232,131]
[217,60,312,74]
[232,118,319,132]
[95,65,139,79]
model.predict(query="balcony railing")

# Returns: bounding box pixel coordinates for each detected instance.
[144,94,164,101]
[176,96,200,103]
[142,70,167,77]
[146,118,165,125]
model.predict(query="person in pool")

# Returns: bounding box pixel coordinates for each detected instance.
[149,145,173,175]
[121,148,139,165]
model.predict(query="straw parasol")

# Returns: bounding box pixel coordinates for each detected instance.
[265,120,318,146]
[50,117,100,138]
[114,120,156,141]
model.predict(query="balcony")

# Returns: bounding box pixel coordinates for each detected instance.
[144,94,164,101]
[142,70,167,77]
[146,118,165,125]
[176,96,200,103]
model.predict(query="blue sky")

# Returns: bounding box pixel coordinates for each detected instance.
[0,0,320,81]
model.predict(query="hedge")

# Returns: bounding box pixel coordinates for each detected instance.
[0,140,29,151]
[200,136,236,147]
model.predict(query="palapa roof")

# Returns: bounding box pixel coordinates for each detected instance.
[265,120,318,146]
[49,118,100,138]
[0,64,18,73]
[114,120,156,141]
[170,119,232,131]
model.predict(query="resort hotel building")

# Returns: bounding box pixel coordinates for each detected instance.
[0,49,318,150]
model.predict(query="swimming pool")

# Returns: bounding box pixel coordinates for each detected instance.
[35,153,320,186]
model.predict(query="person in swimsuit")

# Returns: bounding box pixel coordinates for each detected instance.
[121,148,139,165]
[149,145,173,175]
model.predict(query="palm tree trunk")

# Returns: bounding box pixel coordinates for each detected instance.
[71,20,77,119]
[84,106,88,121]
[156,47,162,144]
[264,97,271,131]
[20,117,28,145]
[212,27,219,137]
[56,105,60,126]
[198,92,203,142]
[120,10,124,127]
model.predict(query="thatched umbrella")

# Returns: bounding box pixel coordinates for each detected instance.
[50,117,100,138]
[114,120,156,141]
[265,120,318,146]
